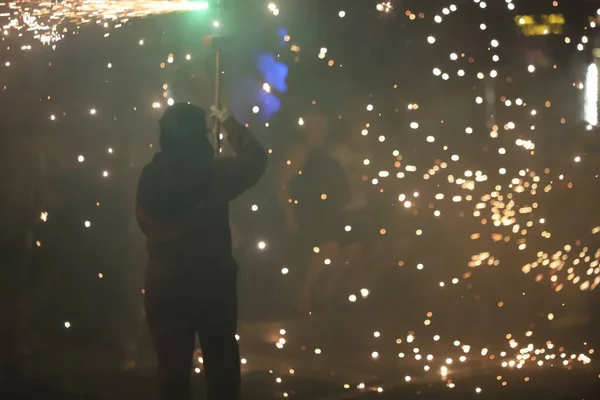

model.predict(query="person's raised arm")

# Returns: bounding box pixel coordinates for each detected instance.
[211,105,268,201]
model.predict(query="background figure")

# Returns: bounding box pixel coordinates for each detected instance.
[324,120,378,304]
[0,124,47,380]
[276,110,350,314]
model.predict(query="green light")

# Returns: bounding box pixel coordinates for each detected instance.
[182,1,210,28]
[190,1,209,11]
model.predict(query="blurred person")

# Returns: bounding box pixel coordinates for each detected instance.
[315,121,376,305]
[0,123,47,382]
[333,120,407,303]
[330,121,373,221]
[276,110,350,314]
[135,103,267,400]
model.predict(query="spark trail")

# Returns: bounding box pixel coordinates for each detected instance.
[1,0,208,44]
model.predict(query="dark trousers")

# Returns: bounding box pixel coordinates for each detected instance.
[145,280,241,400]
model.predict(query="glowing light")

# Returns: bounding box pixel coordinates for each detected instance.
[584,63,598,126]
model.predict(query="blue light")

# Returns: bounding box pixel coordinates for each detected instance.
[257,53,288,93]
[257,90,282,120]
[254,53,288,119]
[278,27,288,45]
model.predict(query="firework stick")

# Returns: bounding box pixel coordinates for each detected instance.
[203,35,224,156]
[214,48,221,156]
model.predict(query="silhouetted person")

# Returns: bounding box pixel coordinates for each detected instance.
[135,103,267,400]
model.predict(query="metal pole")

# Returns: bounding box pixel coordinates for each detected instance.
[213,49,221,156]
[212,0,222,156]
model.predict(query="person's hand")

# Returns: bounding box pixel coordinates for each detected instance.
[210,104,230,123]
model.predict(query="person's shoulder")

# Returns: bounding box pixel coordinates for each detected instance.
[143,151,172,171]
[138,154,166,183]
[139,158,155,177]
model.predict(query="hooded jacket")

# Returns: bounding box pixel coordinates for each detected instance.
[136,117,267,301]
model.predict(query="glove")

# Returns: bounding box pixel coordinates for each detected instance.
[210,104,230,123]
